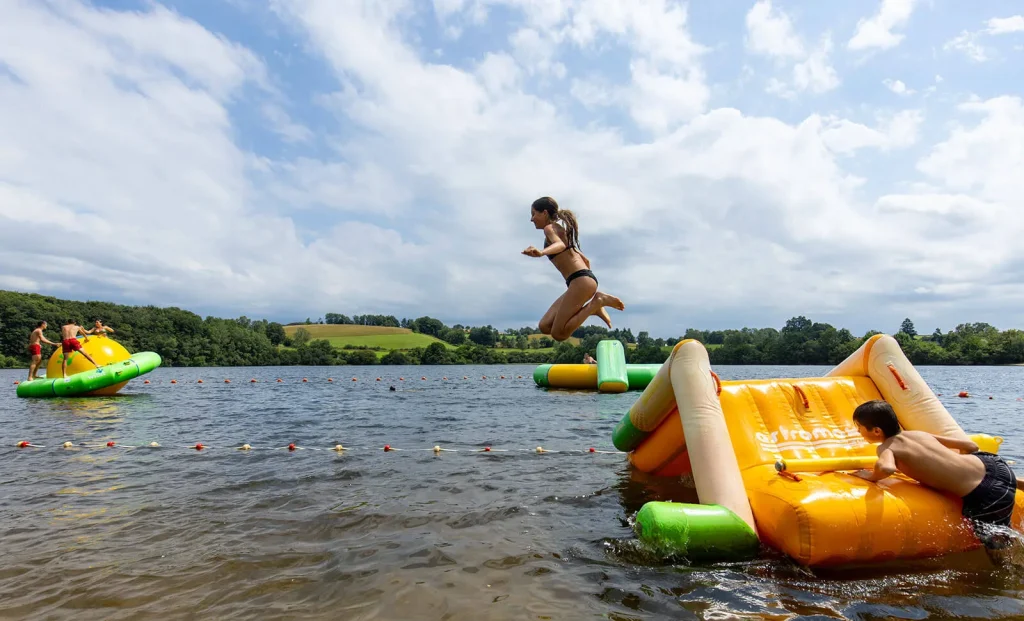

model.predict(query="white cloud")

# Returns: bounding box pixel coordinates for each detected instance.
[792,35,840,94]
[944,30,989,62]
[883,78,914,95]
[509,27,565,78]
[745,0,804,59]
[943,15,1024,62]
[3,0,1023,336]
[848,0,918,51]
[744,4,838,98]
[261,103,314,143]
[986,15,1024,35]
[818,110,923,155]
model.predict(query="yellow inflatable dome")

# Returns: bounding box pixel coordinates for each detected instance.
[45,335,132,396]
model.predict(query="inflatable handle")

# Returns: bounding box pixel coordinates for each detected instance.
[710,370,722,396]
[776,456,876,473]
[887,363,908,390]
[792,384,809,409]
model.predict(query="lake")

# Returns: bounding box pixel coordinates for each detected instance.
[1,364,1022,620]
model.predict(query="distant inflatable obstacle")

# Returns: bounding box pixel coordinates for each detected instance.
[533,340,660,392]
[616,334,1024,567]
[16,336,161,398]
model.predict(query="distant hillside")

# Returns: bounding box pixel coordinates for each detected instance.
[283,324,452,351]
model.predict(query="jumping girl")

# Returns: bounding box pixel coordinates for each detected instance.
[521,197,624,341]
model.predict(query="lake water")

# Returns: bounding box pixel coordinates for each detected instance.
[1,364,1023,620]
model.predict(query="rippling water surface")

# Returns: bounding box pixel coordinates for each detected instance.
[1,364,1023,620]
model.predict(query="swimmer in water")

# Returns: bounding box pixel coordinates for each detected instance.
[521,197,624,342]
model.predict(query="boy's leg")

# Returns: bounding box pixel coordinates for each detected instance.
[81,351,100,368]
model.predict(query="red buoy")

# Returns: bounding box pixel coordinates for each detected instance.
[170,379,177,384]
[384,444,392,452]
[224,379,230,384]
[106,441,115,448]
[958,391,969,398]
[484,446,491,452]
[144,380,150,384]
[17,441,29,448]
[251,379,257,383]
[288,443,296,451]
[589,447,596,453]
[194,443,204,451]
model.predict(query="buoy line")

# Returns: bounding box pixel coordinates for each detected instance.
[11,440,624,455]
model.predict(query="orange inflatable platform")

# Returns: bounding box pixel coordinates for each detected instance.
[614,334,1024,567]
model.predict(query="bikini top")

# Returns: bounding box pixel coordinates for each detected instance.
[544,234,573,261]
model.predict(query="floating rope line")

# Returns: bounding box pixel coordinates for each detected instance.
[134,375,528,384]
[11,439,624,456]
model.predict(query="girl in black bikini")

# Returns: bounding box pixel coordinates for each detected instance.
[521,197,625,342]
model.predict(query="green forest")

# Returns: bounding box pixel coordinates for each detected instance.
[2,290,1022,368]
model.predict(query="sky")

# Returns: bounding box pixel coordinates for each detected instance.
[1,0,1023,338]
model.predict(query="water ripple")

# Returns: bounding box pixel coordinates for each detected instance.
[1,364,1022,619]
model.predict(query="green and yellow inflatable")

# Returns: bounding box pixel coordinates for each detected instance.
[16,336,160,398]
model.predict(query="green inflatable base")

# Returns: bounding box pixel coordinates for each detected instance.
[635,501,760,563]
[612,414,647,452]
[16,352,162,398]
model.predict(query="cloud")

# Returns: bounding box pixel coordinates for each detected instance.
[848,0,918,51]
[745,0,804,59]
[944,30,989,62]
[986,15,1024,35]
[943,15,1024,62]
[883,78,914,95]
[744,3,838,98]
[1,0,1022,337]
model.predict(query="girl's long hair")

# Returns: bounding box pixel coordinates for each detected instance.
[531,197,579,251]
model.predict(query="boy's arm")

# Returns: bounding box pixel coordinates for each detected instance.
[854,447,897,482]
[933,434,979,454]
[78,326,90,342]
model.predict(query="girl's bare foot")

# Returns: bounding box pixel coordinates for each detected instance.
[596,307,613,329]
[594,292,625,312]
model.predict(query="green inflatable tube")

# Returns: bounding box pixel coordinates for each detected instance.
[532,364,552,388]
[625,365,660,389]
[16,352,162,398]
[612,414,648,452]
[635,501,760,563]
[596,340,628,393]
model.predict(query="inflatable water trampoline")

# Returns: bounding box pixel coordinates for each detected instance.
[615,334,1024,566]
[533,339,661,392]
[17,336,161,398]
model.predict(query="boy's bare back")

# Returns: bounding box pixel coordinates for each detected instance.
[881,430,986,497]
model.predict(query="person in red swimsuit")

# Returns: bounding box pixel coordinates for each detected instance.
[59,320,100,378]
[27,321,59,381]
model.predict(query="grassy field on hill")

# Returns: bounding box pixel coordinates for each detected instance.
[283,324,452,350]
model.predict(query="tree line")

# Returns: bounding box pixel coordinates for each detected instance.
[2,290,1022,367]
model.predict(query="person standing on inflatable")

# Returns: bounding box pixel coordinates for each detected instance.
[87,320,116,338]
[59,320,100,378]
[521,197,624,342]
[27,321,60,381]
